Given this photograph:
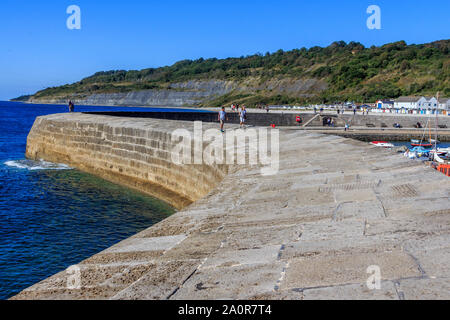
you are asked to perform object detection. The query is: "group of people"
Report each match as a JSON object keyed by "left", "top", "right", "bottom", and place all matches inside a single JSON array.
[
  {"left": 218, "top": 104, "right": 248, "bottom": 133},
  {"left": 338, "top": 108, "right": 360, "bottom": 115},
  {"left": 323, "top": 117, "right": 336, "bottom": 127}
]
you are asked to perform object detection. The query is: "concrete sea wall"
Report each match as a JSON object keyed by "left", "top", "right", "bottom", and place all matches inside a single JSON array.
[
  {"left": 84, "top": 111, "right": 310, "bottom": 127},
  {"left": 339, "top": 114, "right": 450, "bottom": 129},
  {"left": 86, "top": 111, "right": 450, "bottom": 130},
  {"left": 14, "top": 114, "right": 450, "bottom": 300},
  {"left": 301, "top": 128, "right": 450, "bottom": 142},
  {"left": 25, "top": 113, "right": 231, "bottom": 210}
]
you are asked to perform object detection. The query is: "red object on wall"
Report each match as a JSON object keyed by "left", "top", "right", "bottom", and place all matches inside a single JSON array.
[{"left": 438, "top": 164, "right": 450, "bottom": 177}]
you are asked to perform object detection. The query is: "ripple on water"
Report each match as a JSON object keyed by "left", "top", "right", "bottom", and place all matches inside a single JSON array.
[
  {"left": 0, "top": 102, "right": 180, "bottom": 300},
  {"left": 4, "top": 160, "right": 72, "bottom": 171},
  {"left": 0, "top": 162, "right": 175, "bottom": 300}
]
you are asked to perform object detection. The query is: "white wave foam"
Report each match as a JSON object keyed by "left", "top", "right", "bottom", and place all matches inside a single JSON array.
[{"left": 4, "top": 160, "right": 72, "bottom": 171}]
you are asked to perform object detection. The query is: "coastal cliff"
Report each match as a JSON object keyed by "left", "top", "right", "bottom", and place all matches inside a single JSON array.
[
  {"left": 25, "top": 78, "right": 325, "bottom": 107},
  {"left": 15, "top": 40, "right": 450, "bottom": 107},
  {"left": 27, "top": 80, "right": 237, "bottom": 107}
]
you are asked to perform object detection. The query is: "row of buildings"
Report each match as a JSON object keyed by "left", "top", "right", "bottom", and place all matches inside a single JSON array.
[{"left": 375, "top": 96, "right": 450, "bottom": 115}]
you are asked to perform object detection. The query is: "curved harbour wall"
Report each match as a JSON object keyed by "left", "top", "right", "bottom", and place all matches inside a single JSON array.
[
  {"left": 15, "top": 113, "right": 450, "bottom": 300},
  {"left": 25, "top": 113, "right": 231, "bottom": 210}
]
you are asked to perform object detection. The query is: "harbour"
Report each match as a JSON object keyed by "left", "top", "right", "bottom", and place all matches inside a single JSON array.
[{"left": 11, "top": 111, "right": 450, "bottom": 300}]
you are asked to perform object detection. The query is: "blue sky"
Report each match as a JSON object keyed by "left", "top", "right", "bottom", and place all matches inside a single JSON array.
[{"left": 0, "top": 0, "right": 449, "bottom": 100}]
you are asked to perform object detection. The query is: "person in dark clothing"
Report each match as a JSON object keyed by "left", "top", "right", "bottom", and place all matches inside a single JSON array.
[{"left": 68, "top": 101, "right": 74, "bottom": 112}]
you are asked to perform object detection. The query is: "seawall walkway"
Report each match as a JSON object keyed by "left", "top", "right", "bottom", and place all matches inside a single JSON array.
[{"left": 13, "top": 114, "right": 450, "bottom": 300}]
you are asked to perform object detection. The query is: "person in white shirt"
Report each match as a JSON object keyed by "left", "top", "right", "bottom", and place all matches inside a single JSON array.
[
  {"left": 218, "top": 107, "right": 227, "bottom": 133},
  {"left": 239, "top": 106, "right": 247, "bottom": 128}
]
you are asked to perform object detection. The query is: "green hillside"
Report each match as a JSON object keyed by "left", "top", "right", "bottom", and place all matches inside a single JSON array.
[{"left": 20, "top": 40, "right": 450, "bottom": 106}]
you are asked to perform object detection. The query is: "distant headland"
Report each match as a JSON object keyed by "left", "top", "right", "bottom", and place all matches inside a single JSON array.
[{"left": 13, "top": 39, "right": 449, "bottom": 108}]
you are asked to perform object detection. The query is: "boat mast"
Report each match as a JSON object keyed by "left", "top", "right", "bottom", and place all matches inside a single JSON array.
[{"left": 435, "top": 92, "right": 439, "bottom": 150}]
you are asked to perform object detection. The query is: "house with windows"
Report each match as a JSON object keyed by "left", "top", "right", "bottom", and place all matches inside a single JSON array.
[
  {"left": 394, "top": 96, "right": 422, "bottom": 110},
  {"left": 438, "top": 98, "right": 450, "bottom": 115},
  {"left": 394, "top": 96, "right": 448, "bottom": 114},
  {"left": 423, "top": 97, "right": 439, "bottom": 109}
]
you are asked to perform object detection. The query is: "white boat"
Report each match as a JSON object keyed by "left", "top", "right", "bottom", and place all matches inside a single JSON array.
[
  {"left": 437, "top": 147, "right": 450, "bottom": 153},
  {"left": 434, "top": 152, "right": 449, "bottom": 164},
  {"left": 371, "top": 141, "right": 394, "bottom": 148}
]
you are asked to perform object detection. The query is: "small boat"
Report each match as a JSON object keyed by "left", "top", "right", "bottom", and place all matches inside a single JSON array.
[
  {"left": 437, "top": 147, "right": 450, "bottom": 153},
  {"left": 371, "top": 141, "right": 394, "bottom": 148},
  {"left": 429, "top": 149, "right": 450, "bottom": 156},
  {"left": 434, "top": 152, "right": 449, "bottom": 164},
  {"left": 411, "top": 139, "right": 433, "bottom": 148}
]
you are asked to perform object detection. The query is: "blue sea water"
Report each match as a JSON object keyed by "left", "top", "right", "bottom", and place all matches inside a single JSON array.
[
  {"left": 0, "top": 101, "right": 205, "bottom": 299},
  {"left": 392, "top": 141, "right": 450, "bottom": 148}
]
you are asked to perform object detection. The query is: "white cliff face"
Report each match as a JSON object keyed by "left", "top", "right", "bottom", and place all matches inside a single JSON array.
[
  {"left": 28, "top": 80, "right": 236, "bottom": 107},
  {"left": 28, "top": 78, "right": 327, "bottom": 106}
]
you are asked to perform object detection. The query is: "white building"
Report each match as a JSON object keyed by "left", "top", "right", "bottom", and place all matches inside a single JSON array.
[
  {"left": 394, "top": 96, "right": 449, "bottom": 114},
  {"left": 394, "top": 96, "right": 422, "bottom": 110},
  {"left": 423, "top": 97, "right": 439, "bottom": 109},
  {"left": 376, "top": 100, "right": 394, "bottom": 109},
  {"left": 438, "top": 98, "right": 450, "bottom": 114}
]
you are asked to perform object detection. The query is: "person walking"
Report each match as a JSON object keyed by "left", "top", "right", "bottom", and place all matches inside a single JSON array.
[{"left": 218, "top": 107, "right": 227, "bottom": 133}]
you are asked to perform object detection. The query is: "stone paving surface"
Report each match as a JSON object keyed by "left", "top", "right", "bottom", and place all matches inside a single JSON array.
[{"left": 13, "top": 116, "right": 450, "bottom": 300}]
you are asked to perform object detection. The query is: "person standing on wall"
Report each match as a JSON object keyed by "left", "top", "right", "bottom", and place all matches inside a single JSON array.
[
  {"left": 68, "top": 100, "right": 74, "bottom": 112},
  {"left": 240, "top": 105, "right": 247, "bottom": 128},
  {"left": 218, "top": 107, "right": 228, "bottom": 133}
]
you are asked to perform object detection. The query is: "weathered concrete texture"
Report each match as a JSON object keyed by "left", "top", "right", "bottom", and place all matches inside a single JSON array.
[
  {"left": 14, "top": 115, "right": 450, "bottom": 300},
  {"left": 301, "top": 128, "right": 450, "bottom": 142},
  {"left": 25, "top": 113, "right": 232, "bottom": 210}
]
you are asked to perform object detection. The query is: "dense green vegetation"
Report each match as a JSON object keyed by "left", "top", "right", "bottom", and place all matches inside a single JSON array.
[{"left": 19, "top": 40, "right": 449, "bottom": 106}]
